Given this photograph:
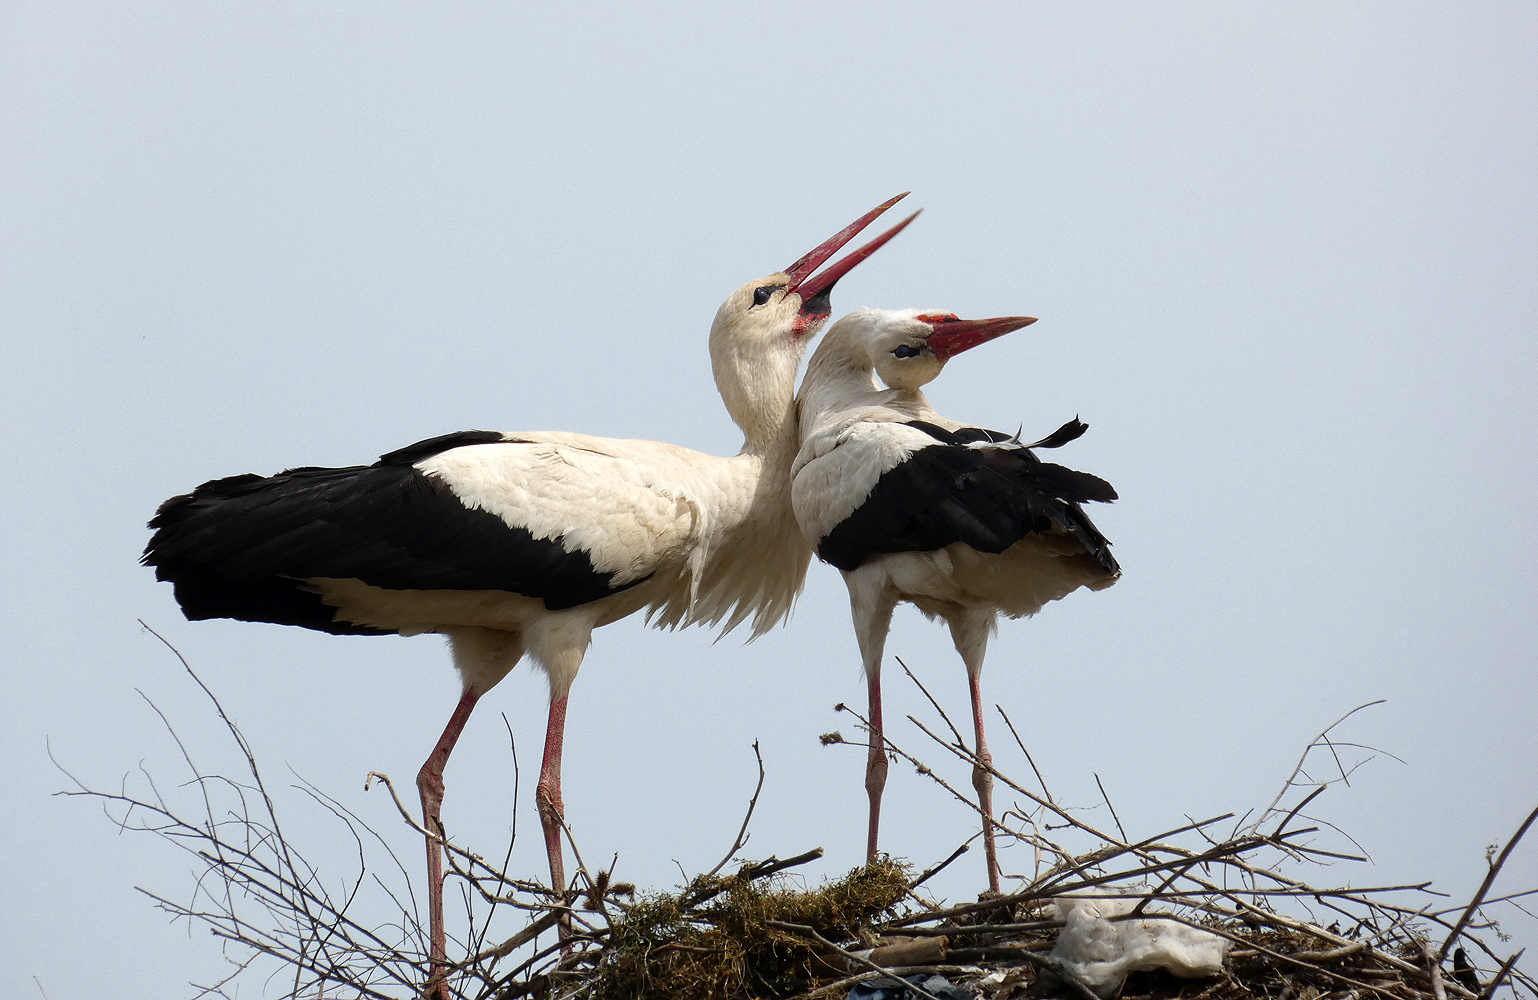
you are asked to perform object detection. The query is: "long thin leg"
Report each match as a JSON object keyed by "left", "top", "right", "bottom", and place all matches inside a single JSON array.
[
  {"left": 846, "top": 571, "right": 899, "bottom": 866},
  {"left": 948, "top": 610, "right": 999, "bottom": 893},
  {"left": 522, "top": 606, "right": 599, "bottom": 947},
  {"left": 535, "top": 693, "right": 577, "bottom": 954},
  {"left": 522, "top": 609, "right": 597, "bottom": 949},
  {"left": 965, "top": 666, "right": 1000, "bottom": 893},
  {"left": 417, "top": 688, "right": 480, "bottom": 997},
  {"left": 865, "top": 665, "right": 886, "bottom": 865},
  {"left": 535, "top": 693, "right": 569, "bottom": 895}
]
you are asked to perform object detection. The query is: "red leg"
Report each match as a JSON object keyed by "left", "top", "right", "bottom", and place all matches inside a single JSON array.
[
  {"left": 965, "top": 669, "right": 1000, "bottom": 893},
  {"left": 865, "top": 667, "right": 888, "bottom": 866},
  {"left": 536, "top": 694, "right": 569, "bottom": 897},
  {"left": 417, "top": 688, "right": 479, "bottom": 998}
]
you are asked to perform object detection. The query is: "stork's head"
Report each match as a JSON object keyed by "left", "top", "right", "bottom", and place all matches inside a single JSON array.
[
  {"left": 827, "top": 307, "right": 1038, "bottom": 392},
  {"left": 710, "top": 195, "right": 918, "bottom": 444}
]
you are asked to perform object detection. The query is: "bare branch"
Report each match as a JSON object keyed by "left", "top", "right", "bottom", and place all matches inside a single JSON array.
[
  {"left": 701, "top": 740, "right": 767, "bottom": 881},
  {"left": 1094, "top": 772, "right": 1128, "bottom": 843}
]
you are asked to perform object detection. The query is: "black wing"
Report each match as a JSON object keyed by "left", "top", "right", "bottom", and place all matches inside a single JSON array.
[
  {"left": 816, "top": 420, "right": 1120, "bottom": 575},
  {"left": 143, "top": 432, "right": 646, "bottom": 635}
]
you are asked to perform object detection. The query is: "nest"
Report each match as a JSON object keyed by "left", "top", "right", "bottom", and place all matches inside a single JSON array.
[
  {"left": 562, "top": 825, "right": 1524, "bottom": 1000},
  {"left": 60, "top": 635, "right": 1535, "bottom": 1000}
]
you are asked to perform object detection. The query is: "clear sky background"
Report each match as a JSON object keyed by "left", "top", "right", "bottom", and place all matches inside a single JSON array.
[{"left": 3, "top": 4, "right": 1535, "bottom": 996}]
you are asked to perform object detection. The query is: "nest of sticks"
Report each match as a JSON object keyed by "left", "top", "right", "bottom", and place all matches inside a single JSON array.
[{"left": 58, "top": 631, "right": 1536, "bottom": 1000}]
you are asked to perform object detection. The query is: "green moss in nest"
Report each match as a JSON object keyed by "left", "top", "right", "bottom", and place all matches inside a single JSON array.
[{"left": 594, "top": 859, "right": 911, "bottom": 1000}]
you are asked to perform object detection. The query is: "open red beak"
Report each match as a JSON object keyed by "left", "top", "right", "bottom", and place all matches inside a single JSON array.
[
  {"left": 920, "top": 313, "right": 1038, "bottom": 362},
  {"left": 785, "top": 193, "right": 920, "bottom": 314}
]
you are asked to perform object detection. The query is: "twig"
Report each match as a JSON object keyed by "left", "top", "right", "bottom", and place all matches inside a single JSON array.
[
  {"left": 1271, "top": 783, "right": 1329, "bottom": 839},
  {"left": 556, "top": 808, "right": 601, "bottom": 903},
  {"left": 897, "top": 656, "right": 965, "bottom": 748},
  {"left": 910, "top": 842, "right": 970, "bottom": 892},
  {"left": 471, "top": 909, "right": 568, "bottom": 964},
  {"left": 366, "top": 770, "right": 557, "bottom": 899},
  {"left": 701, "top": 741, "right": 766, "bottom": 881},
  {"left": 739, "top": 848, "right": 826, "bottom": 881},
  {"left": 766, "top": 921, "right": 945, "bottom": 1000},
  {"left": 1439, "top": 800, "right": 1538, "bottom": 963},
  {"left": 896, "top": 921, "right": 1061, "bottom": 937},
  {"left": 997, "top": 706, "right": 1054, "bottom": 804},
  {"left": 1011, "top": 950, "right": 1108, "bottom": 1000},
  {"left": 793, "top": 966, "right": 989, "bottom": 1000},
  {"left": 1249, "top": 700, "right": 1386, "bottom": 835},
  {"left": 1427, "top": 940, "right": 1449, "bottom": 1000},
  {"left": 678, "top": 848, "right": 826, "bottom": 910},
  {"left": 1483, "top": 949, "right": 1525, "bottom": 1000},
  {"left": 1151, "top": 913, "right": 1396, "bottom": 997},
  {"left": 794, "top": 969, "right": 889, "bottom": 1000},
  {"left": 1094, "top": 772, "right": 1128, "bottom": 843}
]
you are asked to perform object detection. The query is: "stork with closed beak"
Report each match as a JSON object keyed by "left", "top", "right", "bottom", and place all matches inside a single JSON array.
[
  {"left": 143, "top": 196, "right": 916, "bottom": 988},
  {"left": 791, "top": 307, "right": 1120, "bottom": 891}
]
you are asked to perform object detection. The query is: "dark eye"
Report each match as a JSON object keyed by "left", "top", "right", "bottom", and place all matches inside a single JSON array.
[
  {"left": 751, "top": 286, "right": 775, "bottom": 307},
  {"left": 892, "top": 344, "right": 922, "bottom": 359}
]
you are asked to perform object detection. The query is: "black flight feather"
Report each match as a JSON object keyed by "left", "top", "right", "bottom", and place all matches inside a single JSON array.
[{"left": 144, "top": 432, "right": 648, "bottom": 634}]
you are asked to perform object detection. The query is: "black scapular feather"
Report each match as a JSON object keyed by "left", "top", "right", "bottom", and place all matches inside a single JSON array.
[
  {"left": 816, "top": 419, "right": 1120, "bottom": 576},
  {"left": 143, "top": 431, "right": 647, "bottom": 635}
]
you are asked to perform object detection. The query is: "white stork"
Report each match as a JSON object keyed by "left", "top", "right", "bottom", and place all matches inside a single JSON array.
[
  {"left": 142, "top": 195, "right": 916, "bottom": 982},
  {"left": 790, "top": 308, "right": 1120, "bottom": 891}
]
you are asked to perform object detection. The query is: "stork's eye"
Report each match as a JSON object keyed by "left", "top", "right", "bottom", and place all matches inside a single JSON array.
[
  {"left": 892, "top": 344, "right": 922, "bottom": 359},
  {"left": 751, "top": 286, "right": 776, "bottom": 307}
]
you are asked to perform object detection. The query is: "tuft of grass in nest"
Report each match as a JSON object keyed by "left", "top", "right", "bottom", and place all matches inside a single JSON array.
[{"left": 594, "top": 858, "right": 911, "bottom": 1000}]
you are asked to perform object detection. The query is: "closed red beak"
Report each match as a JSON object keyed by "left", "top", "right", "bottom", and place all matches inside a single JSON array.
[{"left": 920, "top": 313, "right": 1038, "bottom": 361}]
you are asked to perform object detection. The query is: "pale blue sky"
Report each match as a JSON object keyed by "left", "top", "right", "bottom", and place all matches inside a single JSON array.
[{"left": 3, "top": 5, "right": 1535, "bottom": 996}]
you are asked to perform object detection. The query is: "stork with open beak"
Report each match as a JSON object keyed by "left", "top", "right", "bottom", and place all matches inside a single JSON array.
[
  {"left": 143, "top": 196, "right": 916, "bottom": 991},
  {"left": 791, "top": 308, "right": 1120, "bottom": 891}
]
